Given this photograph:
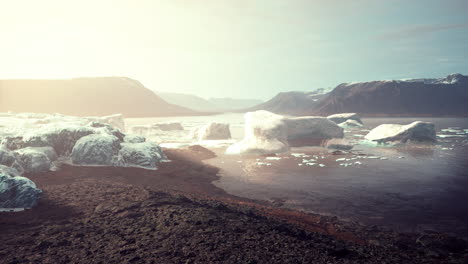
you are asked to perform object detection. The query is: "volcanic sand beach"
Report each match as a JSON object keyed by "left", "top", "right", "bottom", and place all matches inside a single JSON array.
[{"left": 1, "top": 147, "right": 467, "bottom": 264}]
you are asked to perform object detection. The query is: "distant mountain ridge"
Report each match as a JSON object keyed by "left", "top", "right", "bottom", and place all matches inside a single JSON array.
[
  {"left": 248, "top": 74, "right": 468, "bottom": 116},
  {"left": 0, "top": 77, "right": 198, "bottom": 117},
  {"left": 157, "top": 92, "right": 263, "bottom": 112}
]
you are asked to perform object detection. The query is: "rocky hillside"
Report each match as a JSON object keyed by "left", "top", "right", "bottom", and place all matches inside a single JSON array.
[
  {"left": 156, "top": 92, "right": 222, "bottom": 112},
  {"left": 156, "top": 92, "right": 264, "bottom": 112},
  {"left": 248, "top": 74, "right": 468, "bottom": 116},
  {"left": 313, "top": 73, "right": 468, "bottom": 116},
  {"left": 245, "top": 91, "right": 327, "bottom": 116},
  {"left": 0, "top": 77, "right": 197, "bottom": 117}
]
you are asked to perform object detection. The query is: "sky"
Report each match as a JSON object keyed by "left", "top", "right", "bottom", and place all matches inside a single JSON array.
[{"left": 0, "top": 0, "right": 467, "bottom": 100}]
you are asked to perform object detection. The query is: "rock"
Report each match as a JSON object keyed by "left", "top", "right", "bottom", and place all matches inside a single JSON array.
[
  {"left": 71, "top": 134, "right": 121, "bottom": 165},
  {"left": 338, "top": 119, "right": 363, "bottom": 128},
  {"left": 227, "top": 111, "right": 343, "bottom": 155},
  {"left": 124, "top": 135, "right": 146, "bottom": 143},
  {"left": 226, "top": 111, "right": 289, "bottom": 155},
  {"left": 284, "top": 116, "right": 344, "bottom": 147},
  {"left": 327, "top": 113, "right": 362, "bottom": 124},
  {"left": 152, "top": 122, "right": 184, "bottom": 131},
  {"left": 192, "top": 123, "right": 231, "bottom": 141},
  {"left": 0, "top": 173, "right": 42, "bottom": 208},
  {"left": 365, "top": 121, "right": 437, "bottom": 143},
  {"left": 326, "top": 139, "right": 354, "bottom": 150},
  {"left": 115, "top": 142, "right": 166, "bottom": 169},
  {"left": 14, "top": 147, "right": 54, "bottom": 173}
]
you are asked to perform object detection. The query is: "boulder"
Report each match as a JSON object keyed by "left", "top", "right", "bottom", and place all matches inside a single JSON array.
[
  {"left": 152, "top": 122, "right": 184, "bottom": 131},
  {"left": 365, "top": 121, "right": 437, "bottom": 143},
  {"left": 71, "top": 134, "right": 121, "bottom": 165},
  {"left": 327, "top": 113, "right": 362, "bottom": 124},
  {"left": 338, "top": 119, "right": 363, "bottom": 128},
  {"left": 192, "top": 123, "right": 231, "bottom": 141},
  {"left": 227, "top": 111, "right": 344, "bottom": 155},
  {"left": 124, "top": 134, "right": 146, "bottom": 143},
  {"left": 15, "top": 147, "right": 55, "bottom": 174},
  {"left": 284, "top": 117, "right": 344, "bottom": 147},
  {"left": 226, "top": 111, "right": 289, "bottom": 155},
  {"left": 0, "top": 173, "right": 42, "bottom": 209},
  {"left": 116, "top": 142, "right": 166, "bottom": 169},
  {"left": 325, "top": 139, "right": 354, "bottom": 150}
]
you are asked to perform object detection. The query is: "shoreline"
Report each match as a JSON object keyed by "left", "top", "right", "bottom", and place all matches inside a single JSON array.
[{"left": 1, "top": 147, "right": 467, "bottom": 263}]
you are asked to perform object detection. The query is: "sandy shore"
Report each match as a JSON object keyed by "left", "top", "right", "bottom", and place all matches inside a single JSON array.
[{"left": 0, "top": 147, "right": 467, "bottom": 263}]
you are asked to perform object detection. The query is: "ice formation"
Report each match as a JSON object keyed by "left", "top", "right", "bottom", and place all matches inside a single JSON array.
[
  {"left": 226, "top": 111, "right": 289, "bottom": 155},
  {"left": 338, "top": 119, "right": 363, "bottom": 128},
  {"left": 365, "top": 121, "right": 436, "bottom": 143},
  {"left": 71, "top": 134, "right": 121, "bottom": 166},
  {"left": 116, "top": 142, "right": 166, "bottom": 169},
  {"left": 152, "top": 122, "right": 184, "bottom": 131},
  {"left": 0, "top": 112, "right": 166, "bottom": 170},
  {"left": 0, "top": 172, "right": 42, "bottom": 209},
  {"left": 226, "top": 111, "right": 344, "bottom": 155},
  {"left": 327, "top": 113, "right": 362, "bottom": 125},
  {"left": 15, "top": 147, "right": 56, "bottom": 173},
  {"left": 191, "top": 122, "right": 231, "bottom": 141}
]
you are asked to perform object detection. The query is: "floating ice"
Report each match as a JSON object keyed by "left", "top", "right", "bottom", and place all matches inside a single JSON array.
[
  {"left": 365, "top": 121, "right": 436, "bottom": 143},
  {"left": 319, "top": 164, "right": 326, "bottom": 167},
  {"left": 437, "top": 134, "right": 466, "bottom": 138},
  {"left": 265, "top": 157, "right": 281, "bottom": 160},
  {"left": 226, "top": 111, "right": 343, "bottom": 155}
]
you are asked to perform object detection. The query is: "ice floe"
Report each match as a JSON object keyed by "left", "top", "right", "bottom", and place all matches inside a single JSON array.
[{"left": 365, "top": 121, "right": 436, "bottom": 144}]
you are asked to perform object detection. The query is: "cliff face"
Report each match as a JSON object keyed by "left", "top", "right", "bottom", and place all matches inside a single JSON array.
[
  {"left": 313, "top": 74, "right": 468, "bottom": 116},
  {"left": 0, "top": 77, "right": 196, "bottom": 117},
  {"left": 247, "top": 74, "right": 468, "bottom": 117}
]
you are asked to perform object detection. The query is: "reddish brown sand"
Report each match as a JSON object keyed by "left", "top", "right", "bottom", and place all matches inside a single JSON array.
[{"left": 0, "top": 147, "right": 466, "bottom": 263}]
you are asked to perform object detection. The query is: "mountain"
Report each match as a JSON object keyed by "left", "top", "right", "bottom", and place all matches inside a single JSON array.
[
  {"left": 156, "top": 92, "right": 221, "bottom": 112},
  {"left": 248, "top": 74, "right": 468, "bottom": 116},
  {"left": 208, "top": 98, "right": 264, "bottom": 111},
  {"left": 313, "top": 73, "right": 468, "bottom": 116},
  {"left": 245, "top": 91, "right": 326, "bottom": 116},
  {"left": 156, "top": 92, "right": 264, "bottom": 112},
  {"left": 0, "top": 77, "right": 198, "bottom": 117}
]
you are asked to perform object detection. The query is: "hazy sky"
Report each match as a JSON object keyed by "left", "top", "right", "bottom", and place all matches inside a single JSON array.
[{"left": 1, "top": 0, "right": 467, "bottom": 100}]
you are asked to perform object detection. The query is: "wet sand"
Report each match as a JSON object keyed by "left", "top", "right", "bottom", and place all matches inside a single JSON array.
[{"left": 1, "top": 147, "right": 467, "bottom": 263}]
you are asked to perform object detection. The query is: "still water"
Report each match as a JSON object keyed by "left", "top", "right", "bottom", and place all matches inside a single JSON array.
[{"left": 126, "top": 114, "right": 468, "bottom": 237}]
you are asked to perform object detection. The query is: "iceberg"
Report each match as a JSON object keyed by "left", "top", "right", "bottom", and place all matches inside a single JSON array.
[
  {"left": 14, "top": 147, "right": 55, "bottom": 174},
  {"left": 0, "top": 173, "right": 42, "bottom": 209},
  {"left": 327, "top": 113, "right": 362, "bottom": 125},
  {"left": 71, "top": 134, "right": 121, "bottom": 166},
  {"left": 115, "top": 142, "right": 166, "bottom": 169},
  {"left": 152, "top": 122, "right": 184, "bottom": 131},
  {"left": 365, "top": 121, "right": 436, "bottom": 143},
  {"left": 227, "top": 111, "right": 343, "bottom": 155},
  {"left": 192, "top": 122, "right": 231, "bottom": 141},
  {"left": 338, "top": 119, "right": 363, "bottom": 128}
]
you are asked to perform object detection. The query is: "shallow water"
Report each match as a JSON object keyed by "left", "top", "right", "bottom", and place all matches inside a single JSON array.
[{"left": 127, "top": 115, "right": 468, "bottom": 237}]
